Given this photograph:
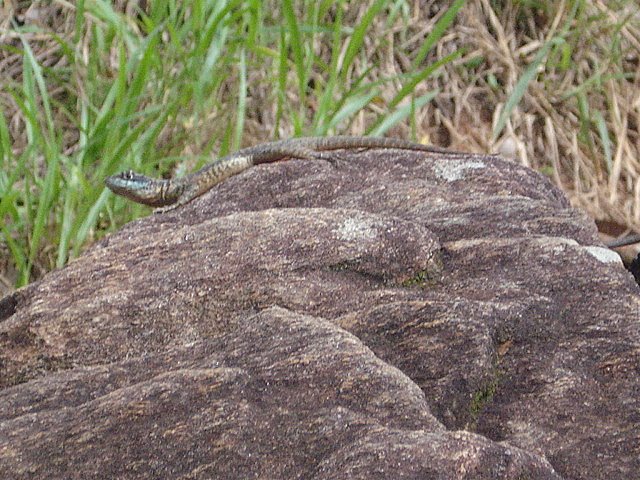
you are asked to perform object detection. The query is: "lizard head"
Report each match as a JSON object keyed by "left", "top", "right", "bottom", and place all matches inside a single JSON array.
[{"left": 105, "top": 171, "right": 178, "bottom": 207}]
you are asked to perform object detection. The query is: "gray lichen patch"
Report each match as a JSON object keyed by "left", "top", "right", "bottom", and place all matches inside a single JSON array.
[
  {"left": 583, "top": 245, "right": 623, "bottom": 264},
  {"left": 434, "top": 159, "right": 486, "bottom": 182},
  {"left": 333, "top": 215, "right": 379, "bottom": 243}
]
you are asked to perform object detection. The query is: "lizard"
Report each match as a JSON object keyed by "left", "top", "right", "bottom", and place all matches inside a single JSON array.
[
  {"left": 105, "top": 136, "right": 457, "bottom": 212},
  {"left": 105, "top": 135, "right": 640, "bottom": 249}
]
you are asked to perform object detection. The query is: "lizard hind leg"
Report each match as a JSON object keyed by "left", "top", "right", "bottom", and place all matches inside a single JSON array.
[
  {"left": 307, "top": 150, "right": 335, "bottom": 162},
  {"left": 316, "top": 149, "right": 347, "bottom": 166},
  {"left": 293, "top": 148, "right": 341, "bottom": 165}
]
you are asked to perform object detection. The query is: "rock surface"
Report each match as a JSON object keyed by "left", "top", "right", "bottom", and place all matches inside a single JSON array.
[{"left": 1, "top": 147, "right": 638, "bottom": 479}]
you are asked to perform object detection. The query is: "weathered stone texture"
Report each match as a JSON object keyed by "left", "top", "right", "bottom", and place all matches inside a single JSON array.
[{"left": 1, "top": 148, "right": 638, "bottom": 479}]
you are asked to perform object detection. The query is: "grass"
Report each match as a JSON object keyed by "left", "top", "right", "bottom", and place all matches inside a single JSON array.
[
  {"left": 0, "top": 0, "right": 639, "bottom": 290},
  {"left": 0, "top": 0, "right": 463, "bottom": 288}
]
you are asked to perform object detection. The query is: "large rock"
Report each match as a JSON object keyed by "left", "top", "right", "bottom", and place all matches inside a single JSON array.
[{"left": 1, "top": 146, "right": 638, "bottom": 479}]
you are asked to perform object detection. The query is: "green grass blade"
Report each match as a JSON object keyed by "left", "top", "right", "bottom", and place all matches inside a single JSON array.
[
  {"left": 368, "top": 91, "right": 438, "bottom": 136},
  {"left": 0, "top": 104, "right": 11, "bottom": 174},
  {"left": 411, "top": 0, "right": 465, "bottom": 68},
  {"left": 340, "top": 0, "right": 387, "bottom": 82},
  {"left": 234, "top": 49, "right": 247, "bottom": 150},
  {"left": 493, "top": 0, "right": 581, "bottom": 140},
  {"left": 593, "top": 110, "right": 612, "bottom": 173},
  {"left": 326, "top": 91, "right": 379, "bottom": 133},
  {"left": 493, "top": 37, "right": 564, "bottom": 140},
  {"left": 282, "top": 0, "right": 306, "bottom": 103},
  {"left": 391, "top": 50, "right": 462, "bottom": 109},
  {"left": 313, "top": 0, "right": 344, "bottom": 132}
]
